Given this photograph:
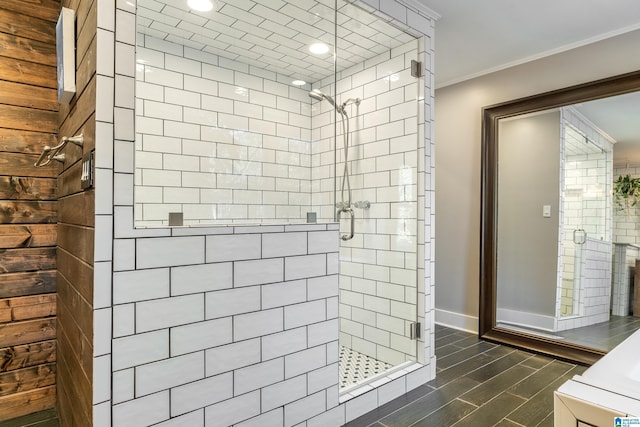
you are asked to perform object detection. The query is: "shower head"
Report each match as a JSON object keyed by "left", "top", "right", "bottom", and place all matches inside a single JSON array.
[
  {"left": 309, "top": 90, "right": 343, "bottom": 114},
  {"left": 309, "top": 91, "right": 324, "bottom": 102}
]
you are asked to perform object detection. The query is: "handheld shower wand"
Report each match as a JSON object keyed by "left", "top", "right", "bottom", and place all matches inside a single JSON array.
[{"left": 309, "top": 89, "right": 362, "bottom": 222}]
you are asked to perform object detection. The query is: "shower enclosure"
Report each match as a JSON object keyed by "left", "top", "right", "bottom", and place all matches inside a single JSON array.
[
  {"left": 134, "top": 0, "right": 425, "bottom": 391},
  {"left": 556, "top": 108, "right": 613, "bottom": 331}
]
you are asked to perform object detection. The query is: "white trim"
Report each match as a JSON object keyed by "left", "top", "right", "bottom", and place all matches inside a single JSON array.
[
  {"left": 435, "top": 309, "right": 478, "bottom": 333},
  {"left": 398, "top": 0, "right": 441, "bottom": 20},
  {"left": 497, "top": 308, "right": 556, "bottom": 332},
  {"left": 437, "top": 22, "right": 640, "bottom": 89}
]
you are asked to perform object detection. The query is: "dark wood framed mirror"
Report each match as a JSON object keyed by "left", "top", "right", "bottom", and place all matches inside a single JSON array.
[{"left": 480, "top": 70, "right": 640, "bottom": 365}]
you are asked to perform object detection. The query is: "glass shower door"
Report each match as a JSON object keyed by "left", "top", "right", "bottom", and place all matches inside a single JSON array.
[{"left": 332, "top": 0, "right": 422, "bottom": 389}]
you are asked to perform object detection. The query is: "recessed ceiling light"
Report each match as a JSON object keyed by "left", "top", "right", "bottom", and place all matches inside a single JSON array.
[
  {"left": 309, "top": 43, "right": 329, "bottom": 55},
  {"left": 291, "top": 80, "right": 306, "bottom": 86},
  {"left": 188, "top": 0, "right": 213, "bottom": 12}
]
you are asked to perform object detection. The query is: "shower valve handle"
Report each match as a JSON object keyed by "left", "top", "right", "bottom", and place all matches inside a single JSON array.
[{"left": 337, "top": 207, "right": 355, "bottom": 241}]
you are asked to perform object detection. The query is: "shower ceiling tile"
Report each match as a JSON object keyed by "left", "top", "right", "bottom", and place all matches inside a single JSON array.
[
  {"left": 137, "top": 0, "right": 417, "bottom": 84},
  {"left": 163, "top": 5, "right": 208, "bottom": 26},
  {"left": 219, "top": 4, "right": 264, "bottom": 26},
  {"left": 167, "top": 35, "right": 205, "bottom": 51},
  {"left": 253, "top": 3, "right": 292, "bottom": 24}
]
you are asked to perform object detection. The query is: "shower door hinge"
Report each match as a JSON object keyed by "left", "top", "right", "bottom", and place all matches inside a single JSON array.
[
  {"left": 411, "top": 60, "right": 423, "bottom": 78},
  {"left": 409, "top": 322, "right": 421, "bottom": 340}
]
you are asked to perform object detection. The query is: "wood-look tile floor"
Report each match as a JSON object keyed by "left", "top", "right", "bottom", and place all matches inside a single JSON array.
[
  {"left": 346, "top": 325, "right": 587, "bottom": 427},
  {"left": 556, "top": 315, "right": 640, "bottom": 351},
  {"left": 1, "top": 325, "right": 597, "bottom": 427}
]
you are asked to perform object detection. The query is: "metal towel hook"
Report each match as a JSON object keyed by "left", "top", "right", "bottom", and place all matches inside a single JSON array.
[{"left": 34, "top": 134, "right": 84, "bottom": 167}]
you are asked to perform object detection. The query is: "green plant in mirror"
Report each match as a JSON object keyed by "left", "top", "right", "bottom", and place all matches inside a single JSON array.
[{"left": 613, "top": 174, "right": 640, "bottom": 217}]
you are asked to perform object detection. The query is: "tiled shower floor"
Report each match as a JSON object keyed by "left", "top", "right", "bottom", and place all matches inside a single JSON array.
[{"left": 339, "top": 346, "right": 394, "bottom": 388}]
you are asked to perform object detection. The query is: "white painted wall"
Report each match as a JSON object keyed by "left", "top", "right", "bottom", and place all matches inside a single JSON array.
[{"left": 434, "top": 29, "right": 640, "bottom": 332}]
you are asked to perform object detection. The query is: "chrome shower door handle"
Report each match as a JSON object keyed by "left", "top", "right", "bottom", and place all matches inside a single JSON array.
[{"left": 337, "top": 207, "right": 355, "bottom": 241}]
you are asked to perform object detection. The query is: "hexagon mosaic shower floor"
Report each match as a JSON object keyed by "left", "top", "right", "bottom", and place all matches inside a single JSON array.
[{"left": 339, "top": 346, "right": 394, "bottom": 388}]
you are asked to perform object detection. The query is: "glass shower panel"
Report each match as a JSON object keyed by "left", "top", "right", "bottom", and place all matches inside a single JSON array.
[
  {"left": 333, "top": 0, "right": 421, "bottom": 387},
  {"left": 560, "top": 123, "right": 611, "bottom": 317},
  {"left": 135, "top": 0, "right": 336, "bottom": 226}
]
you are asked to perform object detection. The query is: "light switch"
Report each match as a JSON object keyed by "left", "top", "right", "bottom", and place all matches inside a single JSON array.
[
  {"left": 81, "top": 150, "right": 94, "bottom": 190},
  {"left": 543, "top": 205, "right": 551, "bottom": 218}
]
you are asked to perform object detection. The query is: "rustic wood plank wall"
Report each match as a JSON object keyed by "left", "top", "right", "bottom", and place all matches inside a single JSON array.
[
  {"left": 0, "top": 0, "right": 62, "bottom": 421},
  {"left": 56, "top": 0, "right": 97, "bottom": 425}
]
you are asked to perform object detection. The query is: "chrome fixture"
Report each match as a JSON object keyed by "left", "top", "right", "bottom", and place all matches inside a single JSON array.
[
  {"left": 353, "top": 200, "right": 371, "bottom": 209},
  {"left": 309, "top": 90, "right": 361, "bottom": 240},
  {"left": 34, "top": 134, "right": 84, "bottom": 167},
  {"left": 337, "top": 206, "right": 355, "bottom": 241},
  {"left": 309, "top": 90, "right": 343, "bottom": 114}
]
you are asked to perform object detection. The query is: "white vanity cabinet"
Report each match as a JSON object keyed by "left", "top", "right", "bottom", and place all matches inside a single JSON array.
[{"left": 554, "top": 330, "right": 640, "bottom": 425}]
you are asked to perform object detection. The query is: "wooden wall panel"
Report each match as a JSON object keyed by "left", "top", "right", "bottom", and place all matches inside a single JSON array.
[
  {"left": 0, "top": 129, "right": 58, "bottom": 155},
  {"left": 0, "top": 81, "right": 59, "bottom": 110},
  {"left": 0, "top": 201, "right": 57, "bottom": 224},
  {"left": 0, "top": 340, "right": 56, "bottom": 372},
  {"left": 0, "top": 154, "right": 60, "bottom": 178},
  {"left": 0, "top": 248, "right": 57, "bottom": 273},
  {"left": 0, "top": 386, "right": 56, "bottom": 422},
  {"left": 0, "top": 57, "right": 57, "bottom": 88},
  {"left": 57, "top": 0, "right": 97, "bottom": 424},
  {"left": 0, "top": 177, "right": 57, "bottom": 200},
  {"left": 1, "top": 0, "right": 61, "bottom": 22},
  {"left": 0, "top": 33, "right": 57, "bottom": 66},
  {"left": 0, "top": 318, "right": 56, "bottom": 348},
  {"left": 0, "top": 363, "right": 56, "bottom": 397},
  {"left": 0, "top": 0, "right": 60, "bottom": 422},
  {"left": 0, "top": 225, "right": 57, "bottom": 249},
  {"left": 0, "top": 8, "right": 56, "bottom": 42},
  {"left": 0, "top": 294, "right": 56, "bottom": 322},
  {"left": 0, "top": 271, "right": 57, "bottom": 299}
]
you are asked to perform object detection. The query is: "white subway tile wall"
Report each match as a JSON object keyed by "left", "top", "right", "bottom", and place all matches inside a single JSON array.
[
  {"left": 111, "top": 227, "right": 341, "bottom": 424},
  {"left": 102, "top": 0, "right": 437, "bottom": 425},
  {"left": 135, "top": 34, "right": 313, "bottom": 226},
  {"left": 556, "top": 107, "right": 613, "bottom": 328},
  {"left": 556, "top": 237, "right": 613, "bottom": 331}
]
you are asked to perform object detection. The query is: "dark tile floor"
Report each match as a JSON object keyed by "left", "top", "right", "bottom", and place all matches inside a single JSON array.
[
  {"left": 556, "top": 315, "right": 640, "bottom": 350},
  {"left": 1, "top": 324, "right": 601, "bottom": 427},
  {"left": 346, "top": 324, "right": 587, "bottom": 427}
]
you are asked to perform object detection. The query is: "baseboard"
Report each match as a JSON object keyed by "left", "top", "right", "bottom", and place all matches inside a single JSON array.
[
  {"left": 435, "top": 309, "right": 479, "bottom": 334},
  {"left": 496, "top": 307, "right": 556, "bottom": 332}
]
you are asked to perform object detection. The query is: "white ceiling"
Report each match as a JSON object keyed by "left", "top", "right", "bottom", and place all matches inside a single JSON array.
[
  {"left": 419, "top": 0, "right": 640, "bottom": 165},
  {"left": 419, "top": 0, "right": 640, "bottom": 88}
]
